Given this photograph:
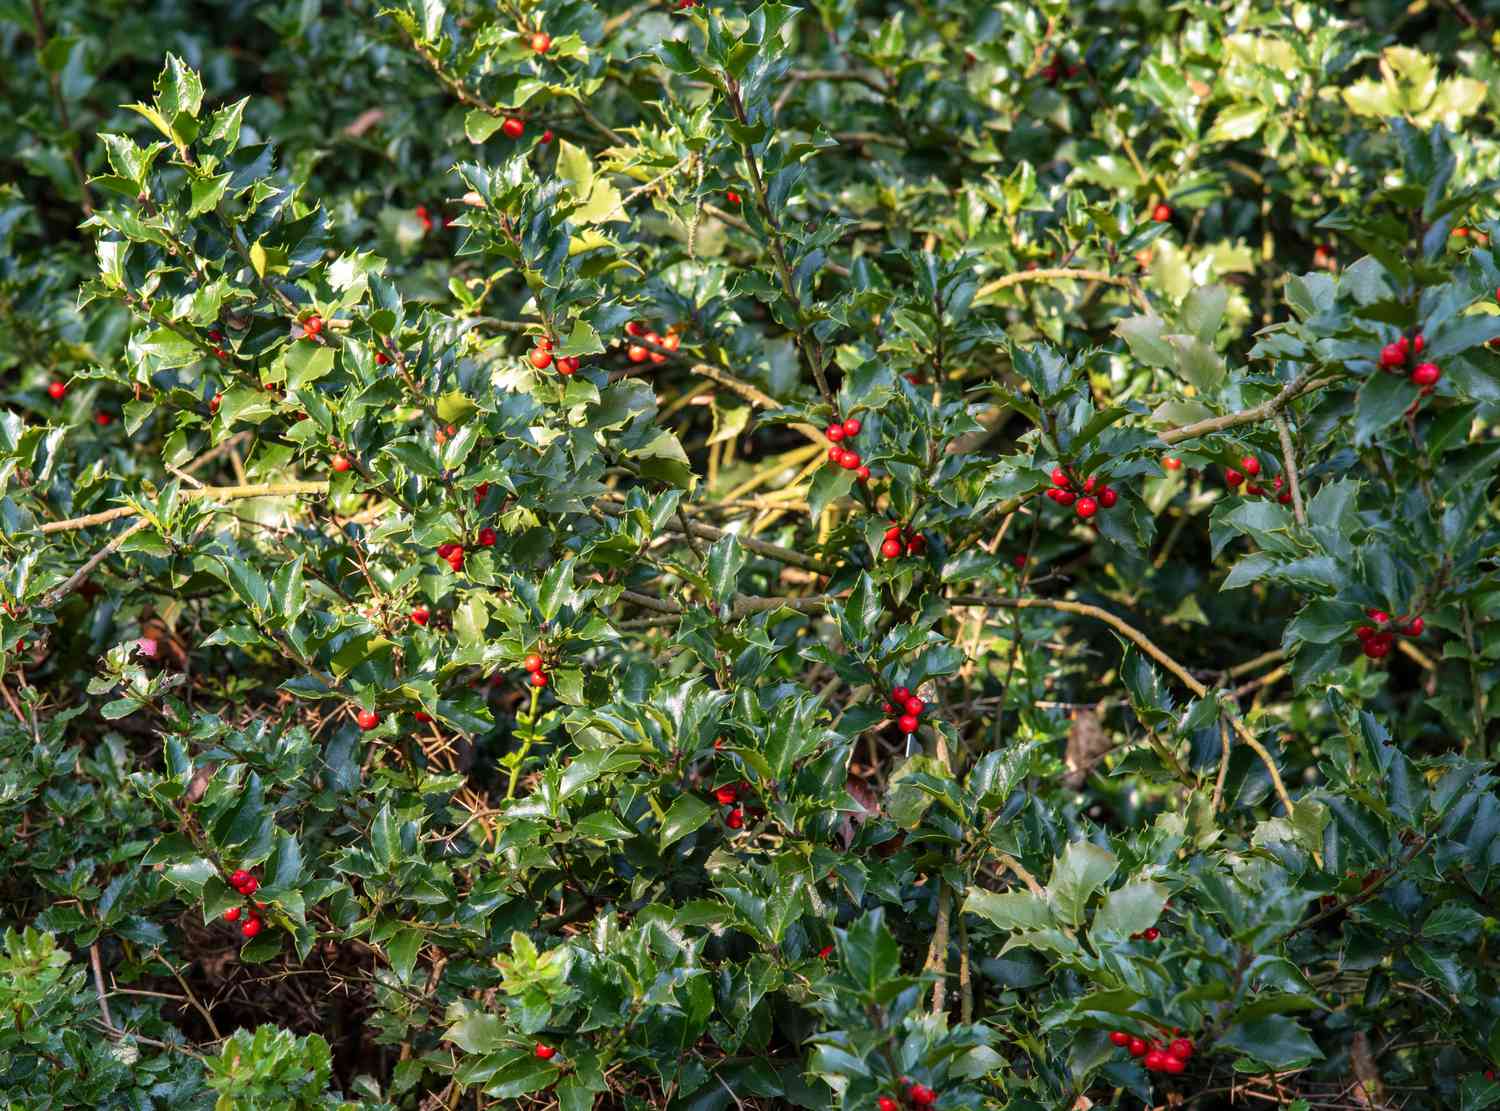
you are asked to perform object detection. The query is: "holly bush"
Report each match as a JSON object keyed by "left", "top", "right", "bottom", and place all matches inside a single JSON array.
[{"left": 4, "top": 0, "right": 1500, "bottom": 1107}]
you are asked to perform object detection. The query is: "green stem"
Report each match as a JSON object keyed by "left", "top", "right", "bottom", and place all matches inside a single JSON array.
[{"left": 506, "top": 685, "right": 543, "bottom": 799}]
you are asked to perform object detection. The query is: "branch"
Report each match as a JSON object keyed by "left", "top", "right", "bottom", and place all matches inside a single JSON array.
[
  {"left": 973, "top": 267, "right": 1130, "bottom": 303},
  {"left": 1159, "top": 372, "right": 1339, "bottom": 446},
  {"left": 596, "top": 496, "right": 831, "bottom": 573},
  {"left": 44, "top": 519, "right": 149, "bottom": 606},
  {"left": 1274, "top": 413, "right": 1307, "bottom": 525},
  {"left": 947, "top": 594, "right": 1296, "bottom": 815},
  {"left": 40, "top": 482, "right": 330, "bottom": 534}
]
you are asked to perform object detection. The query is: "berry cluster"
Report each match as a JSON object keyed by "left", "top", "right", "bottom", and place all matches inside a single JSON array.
[
  {"left": 225, "top": 869, "right": 268, "bottom": 939},
  {"left": 879, "top": 525, "right": 926, "bottom": 561},
  {"left": 879, "top": 1077, "right": 938, "bottom": 1108},
  {"left": 1109, "top": 1030, "right": 1193, "bottom": 1074},
  {"left": 623, "top": 320, "right": 680, "bottom": 363},
  {"left": 1038, "top": 51, "right": 1082, "bottom": 83},
  {"left": 523, "top": 652, "right": 550, "bottom": 689},
  {"left": 881, "top": 685, "right": 928, "bottom": 736},
  {"left": 1378, "top": 333, "right": 1441, "bottom": 391},
  {"left": 1222, "top": 455, "right": 1293, "bottom": 503},
  {"left": 437, "top": 542, "right": 465, "bottom": 573},
  {"left": 1354, "top": 608, "right": 1423, "bottom": 660},
  {"left": 1045, "top": 468, "right": 1119, "bottom": 520},
  {"left": 529, "top": 335, "right": 581, "bottom": 376},
  {"left": 711, "top": 780, "right": 747, "bottom": 829},
  {"left": 826, "top": 416, "right": 870, "bottom": 480}
]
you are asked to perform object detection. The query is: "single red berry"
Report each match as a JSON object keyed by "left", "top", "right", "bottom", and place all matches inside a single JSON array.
[
  {"left": 1053, "top": 490, "right": 1076, "bottom": 506},
  {"left": 1128, "top": 1038, "right": 1147, "bottom": 1057},
  {"left": 1363, "top": 636, "right": 1392, "bottom": 660},
  {"left": 224, "top": 906, "right": 241, "bottom": 922},
  {"left": 1168, "top": 1038, "right": 1193, "bottom": 1059},
  {"left": 302, "top": 314, "right": 323, "bottom": 337},
  {"left": 826, "top": 424, "right": 845, "bottom": 443},
  {"left": 726, "top": 190, "right": 741, "bottom": 205},
  {"left": 884, "top": 527, "right": 902, "bottom": 541},
  {"left": 541, "top": 128, "right": 554, "bottom": 144},
  {"left": 558, "top": 356, "right": 580, "bottom": 375},
  {"left": 1413, "top": 334, "right": 1425, "bottom": 353},
  {"left": 1098, "top": 487, "right": 1118, "bottom": 509},
  {"left": 477, "top": 527, "right": 497, "bottom": 547},
  {"left": 1144, "top": 1050, "right": 1166, "bottom": 1071},
  {"left": 47, "top": 380, "right": 66, "bottom": 400},
  {"left": 1152, "top": 203, "right": 1172, "bottom": 223},
  {"left": 331, "top": 454, "right": 352, "bottom": 473},
  {"left": 817, "top": 944, "right": 834, "bottom": 959},
  {"left": 411, "top": 606, "right": 432, "bottom": 628},
  {"left": 906, "top": 534, "right": 926, "bottom": 555},
  {"left": 1368, "top": 609, "right": 1389, "bottom": 624},
  {"left": 727, "top": 808, "right": 744, "bottom": 829},
  {"left": 530, "top": 671, "right": 548, "bottom": 688},
  {"left": 1163, "top": 456, "right": 1182, "bottom": 471},
  {"left": 842, "top": 417, "right": 862, "bottom": 437},
  {"left": 534, "top": 1043, "right": 557, "bottom": 1060},
  {"left": 628, "top": 344, "right": 648, "bottom": 363},
  {"left": 437, "top": 543, "right": 457, "bottom": 559},
  {"left": 376, "top": 351, "right": 390, "bottom": 365},
  {"left": 1224, "top": 468, "right": 1244, "bottom": 487},
  {"left": 882, "top": 701, "right": 894, "bottom": 715},
  {"left": 828, "top": 447, "right": 844, "bottom": 464},
  {"left": 475, "top": 482, "right": 490, "bottom": 503},
  {"left": 840, "top": 451, "right": 862, "bottom": 471},
  {"left": 356, "top": 709, "right": 380, "bottom": 731},
  {"left": 878, "top": 1098, "right": 899, "bottom": 1111},
  {"left": 241, "top": 917, "right": 262, "bottom": 939},
  {"left": 229, "top": 870, "right": 250, "bottom": 888},
  {"left": 714, "top": 785, "right": 738, "bottom": 805},
  {"left": 537, "top": 335, "right": 554, "bottom": 351},
  {"left": 1402, "top": 616, "right": 1424, "bottom": 636},
  {"left": 208, "top": 329, "right": 223, "bottom": 342},
  {"left": 856, "top": 465, "right": 871, "bottom": 482},
  {"left": 909, "top": 1085, "right": 936, "bottom": 1107},
  {"left": 1355, "top": 625, "right": 1375, "bottom": 640},
  {"left": 1075, "top": 496, "right": 1099, "bottom": 519},
  {"left": 1143, "top": 927, "right": 1160, "bottom": 941},
  {"left": 1488, "top": 1069, "right": 1497, "bottom": 1081},
  {"left": 1278, "top": 491, "right": 1293, "bottom": 505},
  {"left": 531, "top": 31, "right": 552, "bottom": 53},
  {"left": 1110, "top": 1031, "right": 1130, "bottom": 1046},
  {"left": 1410, "top": 362, "right": 1440, "bottom": 386},
  {"left": 1245, "top": 483, "right": 1264, "bottom": 496},
  {"left": 414, "top": 711, "right": 432, "bottom": 723},
  {"left": 1082, "top": 476, "right": 1097, "bottom": 494},
  {"left": 904, "top": 697, "right": 924, "bottom": 717},
  {"left": 502, "top": 117, "right": 525, "bottom": 139},
  {"left": 210, "top": 394, "right": 222, "bottom": 414},
  {"left": 625, "top": 321, "right": 645, "bottom": 337},
  {"left": 524, "top": 654, "right": 543, "bottom": 673},
  {"left": 898, "top": 714, "right": 919, "bottom": 734},
  {"left": 1241, "top": 456, "right": 1260, "bottom": 477},
  {"left": 880, "top": 538, "right": 903, "bottom": 559},
  {"left": 1379, "top": 342, "right": 1406, "bottom": 369},
  {"left": 1162, "top": 1055, "right": 1185, "bottom": 1074},
  {"left": 530, "top": 348, "right": 554, "bottom": 370},
  {"left": 237, "top": 877, "right": 259, "bottom": 898},
  {"left": 662, "top": 333, "right": 681, "bottom": 352},
  {"left": 1051, "top": 467, "right": 1071, "bottom": 488},
  {"left": 892, "top": 687, "right": 910, "bottom": 702},
  {"left": 1013, "top": 554, "right": 1027, "bottom": 569}
]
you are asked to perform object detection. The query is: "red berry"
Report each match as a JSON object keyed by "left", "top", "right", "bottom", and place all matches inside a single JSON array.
[
  {"left": 376, "top": 351, "right": 390, "bottom": 365},
  {"left": 411, "top": 607, "right": 432, "bottom": 629},
  {"left": 884, "top": 525, "right": 901, "bottom": 538},
  {"left": 1362, "top": 635, "right": 1392, "bottom": 660},
  {"left": 726, "top": 190, "right": 741, "bottom": 205},
  {"left": 210, "top": 394, "right": 222, "bottom": 414},
  {"left": 1143, "top": 927, "right": 1160, "bottom": 941},
  {"left": 475, "top": 482, "right": 490, "bottom": 503},
  {"left": 1152, "top": 203, "right": 1173, "bottom": 223},
  {"left": 1241, "top": 456, "right": 1260, "bottom": 477},
  {"left": 1355, "top": 625, "right": 1374, "bottom": 640},
  {"left": 843, "top": 418, "right": 862, "bottom": 437},
  {"left": 1410, "top": 362, "right": 1440, "bottom": 386},
  {"left": 524, "top": 654, "right": 543, "bottom": 673},
  {"left": 1128, "top": 1038, "right": 1147, "bottom": 1057},
  {"left": 878, "top": 1098, "right": 899, "bottom": 1111},
  {"left": 541, "top": 128, "right": 555, "bottom": 144},
  {"left": 1144, "top": 1050, "right": 1166, "bottom": 1071},
  {"left": 1161, "top": 1055, "right": 1185, "bottom": 1074},
  {"left": 816, "top": 945, "right": 833, "bottom": 959},
  {"left": 662, "top": 333, "right": 681, "bottom": 352},
  {"left": 1368, "top": 609, "right": 1389, "bottom": 624},
  {"left": 1413, "top": 334, "right": 1425, "bottom": 353},
  {"left": 47, "top": 380, "right": 66, "bottom": 400},
  {"left": 1224, "top": 468, "right": 1244, "bottom": 487},
  {"left": 1402, "top": 616, "right": 1424, "bottom": 636},
  {"left": 229, "top": 870, "right": 249, "bottom": 888},
  {"left": 530, "top": 348, "right": 554, "bottom": 370},
  {"left": 530, "top": 671, "right": 548, "bottom": 688},
  {"left": 1075, "top": 496, "right": 1098, "bottom": 519},
  {"left": 828, "top": 447, "right": 844, "bottom": 464},
  {"left": 1278, "top": 491, "right": 1292, "bottom": 504},
  {"left": 909, "top": 1085, "right": 936, "bottom": 1107},
  {"left": 1169, "top": 1038, "right": 1193, "bottom": 1059},
  {"left": 208, "top": 329, "right": 223, "bottom": 342},
  {"left": 840, "top": 451, "right": 861, "bottom": 471},
  {"left": 714, "top": 785, "right": 738, "bottom": 805},
  {"left": 1013, "top": 554, "right": 1027, "bottom": 569},
  {"left": 531, "top": 31, "right": 552, "bottom": 53},
  {"left": 240, "top": 917, "right": 262, "bottom": 939},
  {"left": 1163, "top": 456, "right": 1182, "bottom": 471},
  {"left": 534, "top": 1043, "right": 557, "bottom": 1060},
  {"left": 1082, "top": 476, "right": 1097, "bottom": 494},
  {"left": 558, "top": 356, "right": 580, "bottom": 375},
  {"left": 477, "top": 527, "right": 497, "bottom": 547},
  {"left": 856, "top": 465, "right": 871, "bottom": 482},
  {"left": 881, "top": 702, "right": 894, "bottom": 715},
  {"left": 881, "top": 538, "right": 903, "bottom": 559},
  {"left": 906, "top": 535, "right": 926, "bottom": 555},
  {"left": 1051, "top": 467, "right": 1071, "bottom": 488},
  {"left": 224, "top": 906, "right": 241, "bottom": 922},
  {"left": 237, "top": 876, "right": 260, "bottom": 897},
  {"left": 302, "top": 314, "right": 323, "bottom": 337},
  {"left": 414, "top": 711, "right": 432, "bottom": 723},
  {"left": 536, "top": 335, "right": 554, "bottom": 351},
  {"left": 356, "top": 709, "right": 380, "bottom": 731},
  {"left": 331, "top": 454, "right": 351, "bottom": 473},
  {"left": 826, "top": 424, "right": 845, "bottom": 443},
  {"left": 1379, "top": 342, "right": 1406, "bottom": 369},
  {"left": 1245, "top": 483, "right": 1264, "bottom": 496},
  {"left": 1098, "top": 487, "right": 1117, "bottom": 509},
  {"left": 628, "top": 344, "right": 648, "bottom": 363},
  {"left": 898, "top": 714, "right": 919, "bottom": 734},
  {"left": 727, "top": 808, "right": 744, "bottom": 829},
  {"left": 1110, "top": 1031, "right": 1131, "bottom": 1046},
  {"left": 1053, "top": 490, "right": 1076, "bottom": 506},
  {"left": 502, "top": 117, "right": 525, "bottom": 139},
  {"left": 625, "top": 321, "right": 645, "bottom": 337},
  {"left": 437, "top": 543, "right": 457, "bottom": 559},
  {"left": 905, "top": 697, "right": 924, "bottom": 716},
  {"left": 892, "top": 687, "right": 910, "bottom": 702}
]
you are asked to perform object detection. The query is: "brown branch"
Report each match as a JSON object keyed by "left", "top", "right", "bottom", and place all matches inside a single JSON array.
[
  {"left": 1274, "top": 414, "right": 1307, "bottom": 525},
  {"left": 597, "top": 496, "right": 832, "bottom": 573},
  {"left": 973, "top": 267, "right": 1130, "bottom": 303},
  {"left": 39, "top": 482, "right": 330, "bottom": 534},
  {"left": 1159, "top": 372, "right": 1339, "bottom": 446},
  {"left": 89, "top": 944, "right": 114, "bottom": 1029},
  {"left": 45, "top": 519, "right": 149, "bottom": 606}
]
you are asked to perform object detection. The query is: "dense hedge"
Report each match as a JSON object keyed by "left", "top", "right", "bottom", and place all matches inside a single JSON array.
[{"left": 3, "top": 0, "right": 1500, "bottom": 1108}]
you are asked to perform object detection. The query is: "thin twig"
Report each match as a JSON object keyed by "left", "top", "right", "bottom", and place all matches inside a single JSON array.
[
  {"left": 1160, "top": 372, "right": 1339, "bottom": 446},
  {"left": 90, "top": 944, "right": 114, "bottom": 1030},
  {"left": 1275, "top": 414, "right": 1307, "bottom": 525},
  {"left": 40, "top": 482, "right": 330, "bottom": 534},
  {"left": 44, "top": 519, "right": 149, "bottom": 606},
  {"left": 973, "top": 267, "right": 1130, "bottom": 303}
]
